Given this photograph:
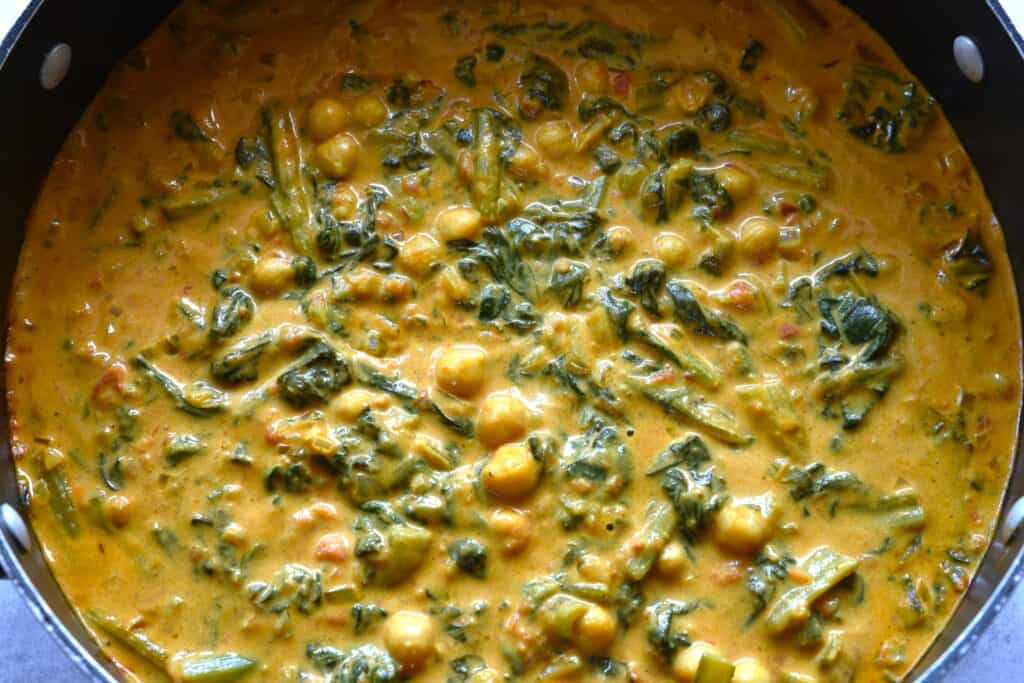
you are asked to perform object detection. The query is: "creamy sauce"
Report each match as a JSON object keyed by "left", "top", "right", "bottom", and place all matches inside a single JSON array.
[{"left": 6, "top": 1, "right": 1021, "bottom": 681}]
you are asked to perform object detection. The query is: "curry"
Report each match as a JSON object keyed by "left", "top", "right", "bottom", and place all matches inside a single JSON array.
[{"left": 6, "top": 0, "right": 1021, "bottom": 681}]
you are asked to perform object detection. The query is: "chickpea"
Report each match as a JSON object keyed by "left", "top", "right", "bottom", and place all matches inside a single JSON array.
[
  {"left": 399, "top": 232, "right": 442, "bottom": 276},
  {"left": 606, "top": 225, "right": 634, "bottom": 257},
  {"left": 332, "top": 185, "right": 359, "bottom": 220},
  {"left": 383, "top": 610, "right": 436, "bottom": 670},
  {"left": 716, "top": 165, "right": 754, "bottom": 201},
  {"left": 102, "top": 494, "right": 132, "bottom": 528},
  {"left": 508, "top": 143, "right": 543, "bottom": 179},
  {"left": 314, "top": 133, "right": 360, "bottom": 179},
  {"left": 576, "top": 60, "right": 610, "bottom": 94},
  {"left": 468, "top": 669, "right": 502, "bottom": 683},
  {"left": 435, "top": 345, "right": 487, "bottom": 398},
  {"left": 435, "top": 206, "right": 484, "bottom": 242},
  {"left": 714, "top": 498, "right": 776, "bottom": 554},
  {"left": 572, "top": 605, "right": 616, "bottom": 654},
  {"left": 352, "top": 94, "right": 388, "bottom": 128},
  {"left": 654, "top": 232, "right": 689, "bottom": 267},
  {"left": 344, "top": 267, "right": 383, "bottom": 300},
  {"left": 248, "top": 208, "right": 281, "bottom": 238},
  {"left": 489, "top": 507, "right": 531, "bottom": 554},
  {"left": 733, "top": 658, "right": 772, "bottom": 683},
  {"left": 577, "top": 554, "right": 615, "bottom": 584},
  {"left": 439, "top": 266, "right": 471, "bottom": 303},
  {"left": 738, "top": 217, "right": 780, "bottom": 262},
  {"left": 481, "top": 442, "right": 541, "bottom": 500},
  {"left": 335, "top": 388, "right": 376, "bottom": 421},
  {"left": 655, "top": 540, "right": 688, "bottom": 579},
  {"left": 221, "top": 522, "right": 247, "bottom": 546},
  {"left": 249, "top": 254, "right": 295, "bottom": 295},
  {"left": 536, "top": 120, "right": 575, "bottom": 160},
  {"left": 307, "top": 97, "right": 348, "bottom": 140},
  {"left": 382, "top": 274, "right": 414, "bottom": 302},
  {"left": 671, "top": 75, "right": 714, "bottom": 115},
  {"left": 477, "top": 393, "right": 529, "bottom": 448},
  {"left": 673, "top": 642, "right": 723, "bottom": 682}
]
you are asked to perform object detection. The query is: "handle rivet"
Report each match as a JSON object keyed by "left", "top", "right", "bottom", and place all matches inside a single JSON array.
[
  {"left": 39, "top": 42, "right": 72, "bottom": 90},
  {"left": 1, "top": 503, "right": 31, "bottom": 553},
  {"left": 953, "top": 35, "right": 985, "bottom": 83}
]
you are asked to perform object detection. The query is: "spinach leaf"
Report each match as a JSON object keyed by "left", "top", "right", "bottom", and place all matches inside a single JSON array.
[
  {"left": 944, "top": 229, "right": 993, "bottom": 292},
  {"left": 519, "top": 53, "right": 569, "bottom": 113},
  {"left": 210, "top": 287, "right": 255, "bottom": 341},
  {"left": 455, "top": 55, "right": 478, "bottom": 87},
  {"left": 666, "top": 280, "right": 747, "bottom": 343},
  {"left": 276, "top": 341, "right": 352, "bottom": 407},
  {"left": 449, "top": 539, "right": 488, "bottom": 578}
]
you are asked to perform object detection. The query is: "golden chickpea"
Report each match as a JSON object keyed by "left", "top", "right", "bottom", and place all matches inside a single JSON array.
[
  {"left": 508, "top": 143, "right": 543, "bottom": 179},
  {"left": 221, "top": 522, "right": 247, "bottom": 546},
  {"left": 332, "top": 185, "right": 359, "bottom": 220},
  {"left": 435, "top": 206, "right": 484, "bottom": 242},
  {"left": 535, "top": 120, "right": 575, "bottom": 160},
  {"left": 572, "top": 605, "right": 616, "bottom": 654},
  {"left": 673, "top": 642, "right": 723, "bottom": 682},
  {"left": 314, "top": 133, "right": 360, "bottom": 179},
  {"left": 334, "top": 388, "right": 376, "bottom": 421},
  {"left": 102, "top": 494, "right": 132, "bottom": 528},
  {"left": 468, "top": 669, "right": 502, "bottom": 683},
  {"left": 439, "top": 266, "right": 471, "bottom": 302},
  {"left": 489, "top": 507, "right": 531, "bottom": 554},
  {"left": 577, "top": 554, "right": 615, "bottom": 584},
  {"left": 482, "top": 442, "right": 541, "bottom": 500},
  {"left": 654, "top": 232, "right": 689, "bottom": 267},
  {"left": 576, "top": 60, "right": 610, "bottom": 94},
  {"left": 435, "top": 345, "right": 487, "bottom": 398},
  {"left": 738, "top": 217, "right": 780, "bottom": 262},
  {"left": 671, "top": 75, "right": 714, "bottom": 115},
  {"left": 412, "top": 433, "right": 452, "bottom": 471},
  {"left": 248, "top": 208, "right": 281, "bottom": 238},
  {"left": 714, "top": 499, "right": 776, "bottom": 554},
  {"left": 307, "top": 97, "right": 348, "bottom": 140},
  {"left": 352, "top": 94, "right": 388, "bottom": 128},
  {"left": 399, "top": 232, "right": 442, "bottom": 276},
  {"left": 382, "top": 610, "right": 436, "bottom": 670},
  {"left": 477, "top": 393, "right": 529, "bottom": 448},
  {"left": 655, "top": 540, "right": 688, "bottom": 579},
  {"left": 314, "top": 531, "right": 352, "bottom": 563},
  {"left": 733, "top": 658, "right": 772, "bottom": 683},
  {"left": 249, "top": 254, "right": 295, "bottom": 295},
  {"left": 716, "top": 165, "right": 754, "bottom": 201},
  {"left": 381, "top": 274, "right": 414, "bottom": 302},
  {"left": 344, "top": 267, "right": 383, "bottom": 301},
  {"left": 606, "top": 225, "right": 634, "bottom": 256}
]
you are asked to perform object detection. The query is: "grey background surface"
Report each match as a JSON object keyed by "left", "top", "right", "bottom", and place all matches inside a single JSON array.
[{"left": 1, "top": 0, "right": 1023, "bottom": 681}]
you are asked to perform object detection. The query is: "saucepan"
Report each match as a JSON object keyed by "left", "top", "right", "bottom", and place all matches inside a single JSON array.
[{"left": 0, "top": 1, "right": 1022, "bottom": 680}]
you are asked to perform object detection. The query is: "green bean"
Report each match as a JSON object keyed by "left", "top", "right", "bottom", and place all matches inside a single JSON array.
[
  {"left": 134, "top": 355, "right": 229, "bottom": 417},
  {"left": 471, "top": 108, "right": 505, "bottom": 221},
  {"left": 629, "top": 375, "right": 752, "bottom": 446},
  {"left": 736, "top": 381, "right": 807, "bottom": 457},
  {"left": 85, "top": 610, "right": 169, "bottom": 670},
  {"left": 756, "top": 162, "right": 830, "bottom": 191},
  {"left": 43, "top": 466, "right": 79, "bottom": 537},
  {"left": 694, "top": 651, "right": 736, "bottom": 683},
  {"left": 624, "top": 502, "right": 677, "bottom": 581},
  {"left": 160, "top": 186, "right": 233, "bottom": 221},
  {"left": 263, "top": 102, "right": 315, "bottom": 256},
  {"left": 765, "top": 547, "right": 858, "bottom": 633},
  {"left": 178, "top": 653, "right": 258, "bottom": 682}
]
